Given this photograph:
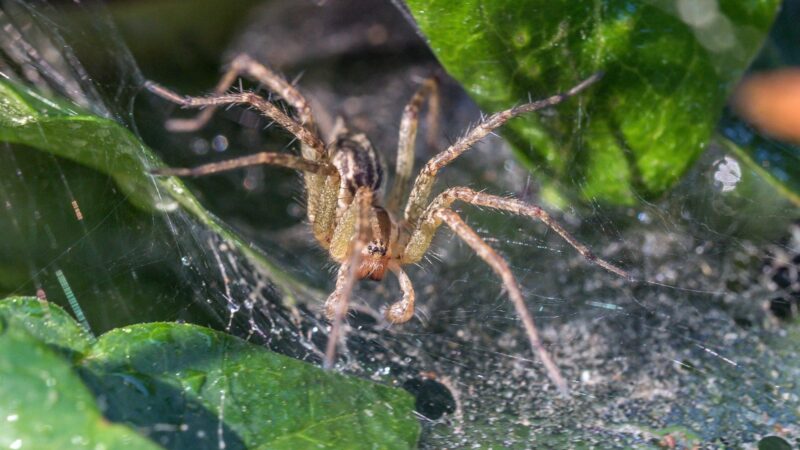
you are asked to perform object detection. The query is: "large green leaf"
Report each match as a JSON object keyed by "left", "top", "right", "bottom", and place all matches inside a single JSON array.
[
  {"left": 0, "top": 297, "right": 420, "bottom": 449},
  {"left": 0, "top": 297, "right": 93, "bottom": 356},
  {"left": 0, "top": 300, "right": 161, "bottom": 450},
  {"left": 0, "top": 78, "right": 315, "bottom": 303},
  {"left": 406, "top": 0, "right": 780, "bottom": 204}
]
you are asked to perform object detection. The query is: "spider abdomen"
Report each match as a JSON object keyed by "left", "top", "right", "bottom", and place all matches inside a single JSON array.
[{"left": 331, "top": 133, "right": 383, "bottom": 194}]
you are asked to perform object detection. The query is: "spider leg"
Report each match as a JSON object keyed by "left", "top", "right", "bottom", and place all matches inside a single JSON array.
[
  {"left": 398, "top": 187, "right": 632, "bottom": 394},
  {"left": 144, "top": 83, "right": 326, "bottom": 158},
  {"left": 150, "top": 54, "right": 317, "bottom": 140},
  {"left": 150, "top": 152, "right": 335, "bottom": 177},
  {"left": 404, "top": 187, "right": 632, "bottom": 280},
  {"left": 403, "top": 73, "right": 603, "bottom": 228},
  {"left": 386, "top": 76, "right": 440, "bottom": 214},
  {"left": 146, "top": 80, "right": 340, "bottom": 246},
  {"left": 323, "top": 187, "right": 372, "bottom": 369},
  {"left": 328, "top": 186, "right": 367, "bottom": 262},
  {"left": 193, "top": 54, "right": 336, "bottom": 242},
  {"left": 385, "top": 262, "right": 416, "bottom": 324},
  {"left": 434, "top": 208, "right": 568, "bottom": 395}
]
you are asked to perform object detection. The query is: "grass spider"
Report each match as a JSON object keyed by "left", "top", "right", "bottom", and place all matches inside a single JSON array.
[{"left": 145, "top": 53, "right": 631, "bottom": 395}]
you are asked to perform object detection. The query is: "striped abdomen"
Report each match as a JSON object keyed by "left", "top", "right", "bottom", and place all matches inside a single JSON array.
[{"left": 331, "top": 133, "right": 383, "bottom": 194}]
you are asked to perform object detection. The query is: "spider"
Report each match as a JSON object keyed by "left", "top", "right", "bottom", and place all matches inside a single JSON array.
[{"left": 145, "top": 54, "right": 631, "bottom": 395}]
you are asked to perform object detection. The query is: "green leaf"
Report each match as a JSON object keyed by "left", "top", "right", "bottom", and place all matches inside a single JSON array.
[
  {"left": 0, "top": 296, "right": 93, "bottom": 356},
  {"left": 0, "top": 302, "right": 161, "bottom": 450},
  {"left": 0, "top": 297, "right": 420, "bottom": 449},
  {"left": 719, "top": 130, "right": 800, "bottom": 208},
  {"left": 0, "top": 78, "right": 316, "bottom": 303},
  {"left": 758, "top": 436, "right": 793, "bottom": 450},
  {"left": 85, "top": 324, "right": 419, "bottom": 449},
  {"left": 406, "top": 0, "right": 780, "bottom": 204},
  {"left": 0, "top": 80, "right": 159, "bottom": 211}
]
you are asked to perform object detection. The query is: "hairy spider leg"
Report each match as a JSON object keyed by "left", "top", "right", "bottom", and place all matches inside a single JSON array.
[
  {"left": 402, "top": 73, "right": 604, "bottom": 232},
  {"left": 385, "top": 261, "right": 416, "bottom": 324},
  {"left": 400, "top": 187, "right": 632, "bottom": 395},
  {"left": 149, "top": 152, "right": 335, "bottom": 177},
  {"left": 324, "top": 187, "right": 372, "bottom": 368},
  {"left": 404, "top": 187, "right": 632, "bottom": 280},
  {"left": 158, "top": 54, "right": 319, "bottom": 149},
  {"left": 386, "top": 75, "right": 440, "bottom": 214},
  {"left": 328, "top": 185, "right": 363, "bottom": 263},
  {"left": 202, "top": 54, "right": 338, "bottom": 243},
  {"left": 144, "top": 84, "right": 325, "bottom": 153},
  {"left": 145, "top": 74, "right": 340, "bottom": 247},
  {"left": 435, "top": 208, "right": 569, "bottom": 396},
  {"left": 147, "top": 53, "right": 323, "bottom": 169}
]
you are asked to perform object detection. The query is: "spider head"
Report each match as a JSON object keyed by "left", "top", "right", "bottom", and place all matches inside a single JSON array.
[
  {"left": 357, "top": 239, "right": 389, "bottom": 281},
  {"left": 356, "top": 206, "right": 395, "bottom": 282}
]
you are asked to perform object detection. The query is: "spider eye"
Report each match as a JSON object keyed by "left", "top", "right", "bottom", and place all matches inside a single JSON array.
[{"left": 366, "top": 242, "right": 387, "bottom": 256}]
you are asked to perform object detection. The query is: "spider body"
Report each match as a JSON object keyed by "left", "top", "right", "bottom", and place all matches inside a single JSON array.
[
  {"left": 146, "top": 54, "right": 631, "bottom": 396},
  {"left": 327, "top": 129, "right": 396, "bottom": 282}
]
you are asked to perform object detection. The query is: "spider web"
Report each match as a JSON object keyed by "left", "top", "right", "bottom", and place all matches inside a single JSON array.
[{"left": 1, "top": 0, "right": 799, "bottom": 448}]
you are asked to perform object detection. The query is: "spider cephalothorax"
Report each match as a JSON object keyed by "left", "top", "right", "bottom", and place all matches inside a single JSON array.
[
  {"left": 328, "top": 128, "right": 396, "bottom": 282},
  {"left": 146, "top": 53, "right": 631, "bottom": 396}
]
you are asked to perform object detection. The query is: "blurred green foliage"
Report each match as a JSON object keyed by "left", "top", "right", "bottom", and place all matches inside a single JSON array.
[{"left": 407, "top": 0, "right": 781, "bottom": 205}]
